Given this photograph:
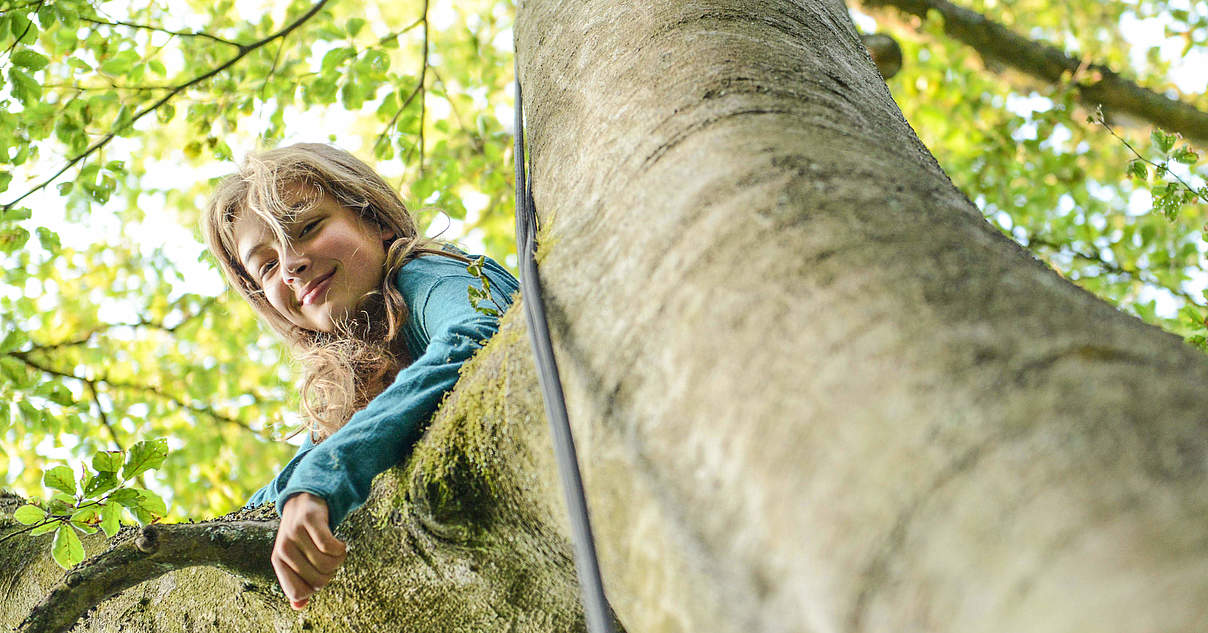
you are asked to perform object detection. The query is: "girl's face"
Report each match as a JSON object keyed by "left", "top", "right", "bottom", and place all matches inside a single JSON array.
[{"left": 233, "top": 190, "right": 391, "bottom": 333}]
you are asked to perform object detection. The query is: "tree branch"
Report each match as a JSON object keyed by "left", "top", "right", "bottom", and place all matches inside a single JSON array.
[
  {"left": 16, "top": 520, "right": 279, "bottom": 633},
  {"left": 78, "top": 16, "right": 243, "bottom": 48},
  {"left": 418, "top": 0, "right": 429, "bottom": 175},
  {"left": 6, "top": 351, "right": 258, "bottom": 433},
  {"left": 856, "top": 0, "right": 1208, "bottom": 147},
  {"left": 0, "top": 0, "right": 332, "bottom": 212},
  {"left": 375, "top": 6, "right": 430, "bottom": 160},
  {"left": 86, "top": 382, "right": 124, "bottom": 452},
  {"left": 0, "top": 0, "right": 42, "bottom": 59},
  {"left": 20, "top": 297, "right": 218, "bottom": 355},
  {"left": 1024, "top": 233, "right": 1203, "bottom": 306}
]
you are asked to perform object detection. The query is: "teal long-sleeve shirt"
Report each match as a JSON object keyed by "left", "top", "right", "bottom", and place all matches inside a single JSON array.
[{"left": 245, "top": 252, "right": 517, "bottom": 528}]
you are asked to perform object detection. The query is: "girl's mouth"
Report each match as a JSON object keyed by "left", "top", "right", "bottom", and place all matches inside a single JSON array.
[{"left": 301, "top": 271, "right": 335, "bottom": 306}]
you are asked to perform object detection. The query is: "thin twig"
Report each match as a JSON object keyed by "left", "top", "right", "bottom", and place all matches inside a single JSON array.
[
  {"left": 1, "top": 0, "right": 42, "bottom": 59},
  {"left": 418, "top": 0, "right": 429, "bottom": 175},
  {"left": 6, "top": 351, "right": 256, "bottom": 432},
  {"left": 86, "top": 382, "right": 124, "bottom": 452},
  {"left": 0, "top": 523, "right": 39, "bottom": 546},
  {"left": 374, "top": 6, "right": 430, "bottom": 155},
  {"left": 1026, "top": 233, "right": 1203, "bottom": 306},
  {"left": 21, "top": 297, "right": 217, "bottom": 354},
  {"left": 0, "top": 0, "right": 332, "bottom": 212},
  {"left": 1093, "top": 108, "right": 1203, "bottom": 203},
  {"left": 259, "top": 36, "right": 288, "bottom": 100},
  {"left": 79, "top": 16, "right": 242, "bottom": 48}
]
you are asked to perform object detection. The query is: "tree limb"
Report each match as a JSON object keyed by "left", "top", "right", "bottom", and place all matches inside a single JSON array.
[
  {"left": 16, "top": 520, "right": 279, "bottom": 633},
  {"left": 856, "top": 0, "right": 1208, "bottom": 147}
]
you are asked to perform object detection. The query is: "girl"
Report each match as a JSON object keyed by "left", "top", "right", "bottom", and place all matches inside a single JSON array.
[{"left": 202, "top": 143, "right": 517, "bottom": 610}]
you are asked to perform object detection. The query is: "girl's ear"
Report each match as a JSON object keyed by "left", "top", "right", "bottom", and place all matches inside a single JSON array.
[{"left": 379, "top": 225, "right": 395, "bottom": 242}]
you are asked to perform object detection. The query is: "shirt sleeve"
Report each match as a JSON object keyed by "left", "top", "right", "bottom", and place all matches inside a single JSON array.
[
  {"left": 274, "top": 266, "right": 514, "bottom": 529},
  {"left": 244, "top": 432, "right": 315, "bottom": 508}
]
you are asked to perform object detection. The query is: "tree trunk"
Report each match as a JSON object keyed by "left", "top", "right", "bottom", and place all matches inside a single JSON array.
[{"left": 5, "top": 0, "right": 1208, "bottom": 631}]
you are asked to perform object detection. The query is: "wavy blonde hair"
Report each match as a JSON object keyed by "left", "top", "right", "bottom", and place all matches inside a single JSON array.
[{"left": 203, "top": 143, "right": 465, "bottom": 440}]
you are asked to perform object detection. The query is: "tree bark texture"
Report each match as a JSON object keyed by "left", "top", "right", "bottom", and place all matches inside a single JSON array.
[
  {"left": 4, "top": 0, "right": 1208, "bottom": 631},
  {"left": 517, "top": 0, "right": 1208, "bottom": 632}
]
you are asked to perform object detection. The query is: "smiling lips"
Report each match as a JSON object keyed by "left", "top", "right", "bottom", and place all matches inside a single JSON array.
[{"left": 300, "top": 270, "right": 335, "bottom": 306}]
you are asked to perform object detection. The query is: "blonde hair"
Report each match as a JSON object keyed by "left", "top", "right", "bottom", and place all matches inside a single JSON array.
[{"left": 203, "top": 143, "right": 465, "bottom": 440}]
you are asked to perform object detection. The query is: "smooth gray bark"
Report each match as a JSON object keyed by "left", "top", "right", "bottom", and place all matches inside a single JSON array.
[
  {"left": 4, "top": 0, "right": 1208, "bottom": 631},
  {"left": 518, "top": 0, "right": 1208, "bottom": 632}
]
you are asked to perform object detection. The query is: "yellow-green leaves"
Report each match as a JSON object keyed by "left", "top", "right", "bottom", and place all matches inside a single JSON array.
[
  {"left": 122, "top": 438, "right": 169, "bottom": 481},
  {"left": 99, "top": 501, "right": 122, "bottom": 537},
  {"left": 13, "top": 504, "right": 46, "bottom": 525},
  {"left": 11, "top": 49, "right": 49, "bottom": 71},
  {"left": 43, "top": 465, "right": 76, "bottom": 496},
  {"left": 51, "top": 524, "right": 84, "bottom": 570},
  {"left": 17, "top": 442, "right": 172, "bottom": 569}
]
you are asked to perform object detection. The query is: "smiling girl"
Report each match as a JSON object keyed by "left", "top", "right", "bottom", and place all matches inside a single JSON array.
[{"left": 202, "top": 143, "right": 517, "bottom": 609}]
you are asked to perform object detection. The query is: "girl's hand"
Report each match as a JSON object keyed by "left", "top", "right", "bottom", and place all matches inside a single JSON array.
[{"left": 272, "top": 492, "right": 348, "bottom": 610}]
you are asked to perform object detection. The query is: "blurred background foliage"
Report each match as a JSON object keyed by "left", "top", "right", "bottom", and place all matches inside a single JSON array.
[{"left": 1, "top": 0, "right": 1206, "bottom": 518}]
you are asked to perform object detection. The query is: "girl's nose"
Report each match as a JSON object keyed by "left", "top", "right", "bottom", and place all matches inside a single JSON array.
[{"left": 281, "top": 250, "right": 310, "bottom": 284}]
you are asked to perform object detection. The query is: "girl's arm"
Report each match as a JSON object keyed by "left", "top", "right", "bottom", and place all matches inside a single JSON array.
[
  {"left": 246, "top": 432, "right": 315, "bottom": 508},
  {"left": 275, "top": 256, "right": 516, "bottom": 528}
]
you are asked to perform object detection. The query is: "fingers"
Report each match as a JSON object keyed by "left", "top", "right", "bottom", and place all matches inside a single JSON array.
[
  {"left": 304, "top": 518, "right": 348, "bottom": 558},
  {"left": 272, "top": 493, "right": 349, "bottom": 609}
]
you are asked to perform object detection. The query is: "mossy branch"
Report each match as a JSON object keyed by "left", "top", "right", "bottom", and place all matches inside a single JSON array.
[
  {"left": 16, "top": 519, "right": 279, "bottom": 633},
  {"left": 857, "top": 0, "right": 1208, "bottom": 147}
]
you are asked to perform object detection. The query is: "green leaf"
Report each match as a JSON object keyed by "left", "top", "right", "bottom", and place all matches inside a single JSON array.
[
  {"left": 70, "top": 505, "right": 99, "bottom": 524},
  {"left": 7, "top": 67, "right": 41, "bottom": 104},
  {"left": 346, "top": 18, "right": 365, "bottom": 37},
  {"left": 109, "top": 488, "right": 142, "bottom": 507},
  {"left": 1174, "top": 148, "right": 1199, "bottom": 165},
  {"left": 11, "top": 49, "right": 49, "bottom": 70},
  {"left": 30, "top": 520, "right": 60, "bottom": 536},
  {"left": 130, "top": 505, "right": 153, "bottom": 526},
  {"left": 35, "top": 227, "right": 60, "bottom": 253},
  {"left": 135, "top": 489, "right": 168, "bottom": 517},
  {"left": 0, "top": 226, "right": 30, "bottom": 253},
  {"left": 121, "top": 438, "right": 168, "bottom": 480},
  {"left": 92, "top": 451, "right": 123, "bottom": 473},
  {"left": 71, "top": 520, "right": 98, "bottom": 535},
  {"left": 14, "top": 504, "right": 46, "bottom": 525},
  {"left": 1127, "top": 160, "right": 1148, "bottom": 180},
  {"left": 52, "top": 523, "right": 85, "bottom": 569},
  {"left": 44, "top": 465, "right": 77, "bottom": 496},
  {"left": 100, "top": 501, "right": 121, "bottom": 537},
  {"left": 83, "top": 472, "right": 119, "bottom": 497},
  {"left": 1152, "top": 130, "right": 1176, "bottom": 154}
]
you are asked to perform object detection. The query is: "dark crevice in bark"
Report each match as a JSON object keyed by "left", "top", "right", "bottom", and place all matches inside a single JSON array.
[{"left": 1012, "top": 344, "right": 1161, "bottom": 381}]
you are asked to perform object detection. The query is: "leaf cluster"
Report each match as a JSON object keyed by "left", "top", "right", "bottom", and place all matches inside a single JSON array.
[{"left": 8, "top": 439, "right": 170, "bottom": 569}]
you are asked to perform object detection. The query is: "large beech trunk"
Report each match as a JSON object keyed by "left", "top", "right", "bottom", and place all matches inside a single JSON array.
[{"left": 4, "top": 0, "right": 1208, "bottom": 631}]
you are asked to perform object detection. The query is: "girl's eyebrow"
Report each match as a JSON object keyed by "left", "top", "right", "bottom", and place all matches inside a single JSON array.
[{"left": 240, "top": 242, "right": 270, "bottom": 269}]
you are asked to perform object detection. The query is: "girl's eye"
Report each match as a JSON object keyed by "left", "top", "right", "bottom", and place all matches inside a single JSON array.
[
  {"left": 259, "top": 260, "right": 277, "bottom": 279},
  {"left": 298, "top": 220, "right": 320, "bottom": 237}
]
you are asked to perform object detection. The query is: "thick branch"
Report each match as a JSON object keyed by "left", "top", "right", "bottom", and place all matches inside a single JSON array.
[
  {"left": 857, "top": 0, "right": 1208, "bottom": 147},
  {"left": 17, "top": 520, "right": 279, "bottom": 633}
]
